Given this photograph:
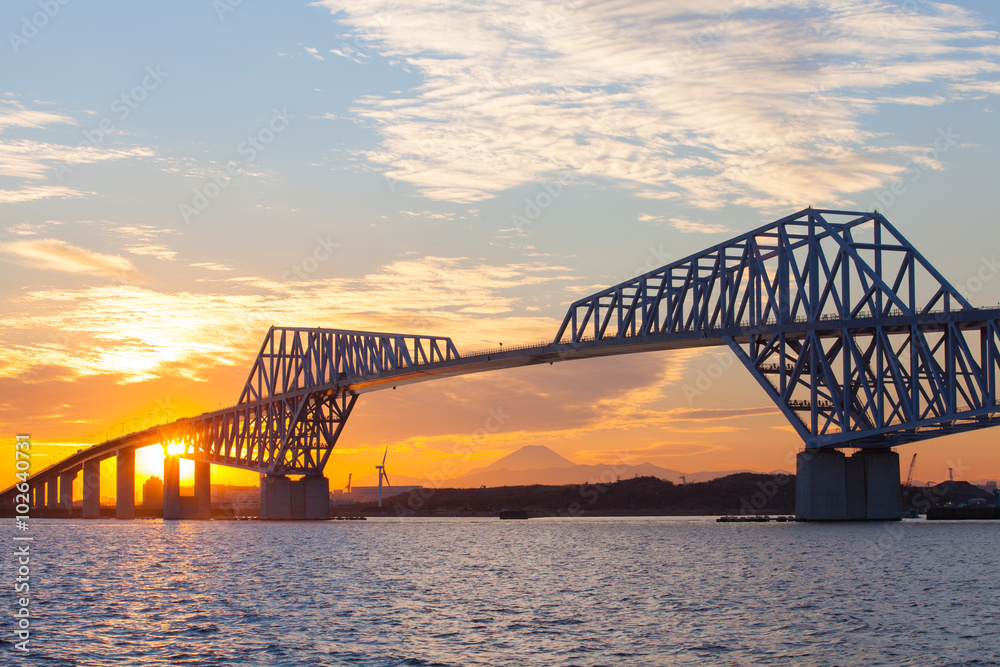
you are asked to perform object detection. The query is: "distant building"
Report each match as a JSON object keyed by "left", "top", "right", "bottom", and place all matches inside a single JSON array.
[
  {"left": 985, "top": 480, "right": 998, "bottom": 493},
  {"left": 142, "top": 476, "right": 163, "bottom": 507}
]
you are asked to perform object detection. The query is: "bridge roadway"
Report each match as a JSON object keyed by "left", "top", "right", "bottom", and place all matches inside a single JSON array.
[
  {"left": 5, "top": 208, "right": 1000, "bottom": 521},
  {"left": 6, "top": 308, "right": 1000, "bottom": 520},
  {"left": 6, "top": 322, "right": 734, "bottom": 519}
]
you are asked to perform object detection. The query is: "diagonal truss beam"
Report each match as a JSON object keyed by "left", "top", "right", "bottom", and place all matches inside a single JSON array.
[{"left": 6, "top": 208, "right": 998, "bottom": 503}]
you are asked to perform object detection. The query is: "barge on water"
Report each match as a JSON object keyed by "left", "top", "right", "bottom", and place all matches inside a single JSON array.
[
  {"left": 717, "top": 515, "right": 798, "bottom": 523},
  {"left": 927, "top": 506, "right": 1000, "bottom": 520}
]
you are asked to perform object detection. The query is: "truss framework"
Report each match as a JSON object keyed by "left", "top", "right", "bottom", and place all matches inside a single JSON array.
[
  {"left": 60, "top": 210, "right": 1000, "bottom": 482},
  {"left": 727, "top": 320, "right": 1000, "bottom": 448},
  {"left": 170, "top": 328, "right": 459, "bottom": 475},
  {"left": 556, "top": 209, "right": 1000, "bottom": 448},
  {"left": 239, "top": 327, "right": 460, "bottom": 404},
  {"left": 556, "top": 209, "right": 972, "bottom": 341}
]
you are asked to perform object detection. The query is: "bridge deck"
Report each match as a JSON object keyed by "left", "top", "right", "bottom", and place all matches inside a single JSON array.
[
  {"left": 5, "top": 207, "right": 1000, "bottom": 499},
  {"left": 4, "top": 308, "right": 999, "bottom": 501}
]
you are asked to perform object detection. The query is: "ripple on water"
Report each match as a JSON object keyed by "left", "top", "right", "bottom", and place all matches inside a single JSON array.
[{"left": 15, "top": 518, "right": 1000, "bottom": 667}]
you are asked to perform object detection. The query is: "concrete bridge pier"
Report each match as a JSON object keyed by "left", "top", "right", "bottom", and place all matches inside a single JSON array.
[
  {"left": 60, "top": 468, "right": 78, "bottom": 513},
  {"left": 302, "top": 476, "right": 330, "bottom": 519},
  {"left": 163, "top": 455, "right": 180, "bottom": 519},
  {"left": 116, "top": 447, "right": 135, "bottom": 519},
  {"left": 260, "top": 475, "right": 291, "bottom": 519},
  {"left": 33, "top": 477, "right": 54, "bottom": 513},
  {"left": 796, "top": 449, "right": 901, "bottom": 521},
  {"left": 260, "top": 475, "right": 329, "bottom": 520},
  {"left": 82, "top": 459, "right": 101, "bottom": 519},
  {"left": 46, "top": 476, "right": 58, "bottom": 513},
  {"left": 853, "top": 449, "right": 901, "bottom": 520},
  {"left": 30, "top": 482, "right": 42, "bottom": 512},
  {"left": 193, "top": 461, "right": 211, "bottom": 519},
  {"left": 162, "top": 456, "right": 211, "bottom": 519}
]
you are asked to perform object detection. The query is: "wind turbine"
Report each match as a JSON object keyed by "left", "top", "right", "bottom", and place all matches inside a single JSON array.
[{"left": 375, "top": 447, "right": 391, "bottom": 507}]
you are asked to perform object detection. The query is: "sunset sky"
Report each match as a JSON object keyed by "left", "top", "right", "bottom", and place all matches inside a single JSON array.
[{"left": 2, "top": 0, "right": 1000, "bottom": 494}]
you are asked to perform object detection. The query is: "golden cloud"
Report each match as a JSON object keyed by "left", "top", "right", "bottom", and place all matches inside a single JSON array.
[{"left": 0, "top": 238, "right": 146, "bottom": 281}]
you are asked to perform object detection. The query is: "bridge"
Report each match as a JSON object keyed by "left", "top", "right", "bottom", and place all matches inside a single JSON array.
[{"left": 4, "top": 208, "right": 999, "bottom": 520}]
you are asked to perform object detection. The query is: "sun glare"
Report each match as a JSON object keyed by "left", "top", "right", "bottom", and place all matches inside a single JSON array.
[{"left": 135, "top": 445, "right": 164, "bottom": 480}]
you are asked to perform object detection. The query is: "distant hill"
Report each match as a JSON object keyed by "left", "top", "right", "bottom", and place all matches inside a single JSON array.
[
  {"left": 348, "top": 445, "right": 767, "bottom": 489},
  {"left": 450, "top": 445, "right": 757, "bottom": 488},
  {"left": 370, "top": 473, "right": 797, "bottom": 516}
]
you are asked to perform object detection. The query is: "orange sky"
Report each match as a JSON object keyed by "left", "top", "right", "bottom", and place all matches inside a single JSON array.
[
  {"left": 2, "top": 1, "right": 1000, "bottom": 497},
  {"left": 3, "top": 336, "right": 998, "bottom": 496}
]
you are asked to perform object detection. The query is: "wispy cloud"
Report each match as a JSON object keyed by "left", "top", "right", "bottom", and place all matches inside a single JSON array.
[
  {"left": 190, "top": 262, "right": 232, "bottom": 272},
  {"left": 400, "top": 210, "right": 455, "bottom": 220},
  {"left": 658, "top": 406, "right": 779, "bottom": 422},
  {"left": 3, "top": 221, "right": 61, "bottom": 236},
  {"left": 107, "top": 224, "right": 176, "bottom": 242},
  {"left": 669, "top": 218, "right": 729, "bottom": 234},
  {"left": 304, "top": 45, "right": 325, "bottom": 61},
  {"left": 0, "top": 239, "right": 145, "bottom": 281},
  {"left": 0, "top": 256, "right": 577, "bottom": 382},
  {"left": 0, "top": 139, "right": 153, "bottom": 181},
  {"left": 0, "top": 185, "right": 85, "bottom": 204},
  {"left": 317, "top": 0, "right": 1000, "bottom": 209},
  {"left": 0, "top": 99, "right": 75, "bottom": 131},
  {"left": 125, "top": 244, "right": 177, "bottom": 261},
  {"left": 0, "top": 99, "right": 155, "bottom": 193}
]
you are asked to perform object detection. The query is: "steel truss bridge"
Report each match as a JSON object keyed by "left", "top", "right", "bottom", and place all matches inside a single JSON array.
[{"left": 5, "top": 208, "right": 1000, "bottom": 508}]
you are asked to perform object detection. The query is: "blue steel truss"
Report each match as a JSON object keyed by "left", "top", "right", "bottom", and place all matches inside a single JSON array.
[
  {"left": 6, "top": 208, "right": 999, "bottom": 499},
  {"left": 555, "top": 208, "right": 1000, "bottom": 448},
  {"left": 239, "top": 327, "right": 460, "bottom": 403},
  {"left": 166, "top": 328, "right": 461, "bottom": 475}
]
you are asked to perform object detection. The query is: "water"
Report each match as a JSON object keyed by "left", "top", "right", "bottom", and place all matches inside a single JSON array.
[{"left": 4, "top": 517, "right": 998, "bottom": 666}]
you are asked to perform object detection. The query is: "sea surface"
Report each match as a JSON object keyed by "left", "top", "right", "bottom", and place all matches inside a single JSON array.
[{"left": 3, "top": 516, "right": 998, "bottom": 666}]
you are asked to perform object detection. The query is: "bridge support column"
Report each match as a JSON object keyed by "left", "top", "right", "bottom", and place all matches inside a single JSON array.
[
  {"left": 796, "top": 449, "right": 847, "bottom": 520},
  {"left": 30, "top": 482, "right": 42, "bottom": 511},
  {"left": 302, "top": 476, "right": 330, "bottom": 520},
  {"left": 60, "top": 469, "right": 77, "bottom": 513},
  {"left": 46, "top": 476, "right": 58, "bottom": 513},
  {"left": 116, "top": 447, "right": 135, "bottom": 520},
  {"left": 34, "top": 478, "right": 50, "bottom": 514},
  {"left": 260, "top": 475, "right": 291, "bottom": 520},
  {"left": 854, "top": 449, "right": 901, "bottom": 520},
  {"left": 163, "top": 455, "right": 181, "bottom": 520},
  {"left": 82, "top": 459, "right": 100, "bottom": 519},
  {"left": 260, "top": 475, "right": 329, "bottom": 519},
  {"left": 194, "top": 461, "right": 211, "bottom": 519},
  {"left": 290, "top": 478, "right": 305, "bottom": 519},
  {"left": 796, "top": 449, "right": 901, "bottom": 521}
]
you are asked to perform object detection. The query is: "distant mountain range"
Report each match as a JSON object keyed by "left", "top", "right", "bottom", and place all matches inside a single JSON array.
[{"left": 350, "top": 444, "right": 761, "bottom": 489}]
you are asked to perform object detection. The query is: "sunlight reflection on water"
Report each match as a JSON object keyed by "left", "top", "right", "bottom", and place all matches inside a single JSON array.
[{"left": 6, "top": 517, "right": 999, "bottom": 666}]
